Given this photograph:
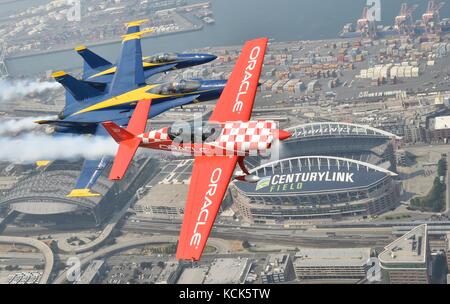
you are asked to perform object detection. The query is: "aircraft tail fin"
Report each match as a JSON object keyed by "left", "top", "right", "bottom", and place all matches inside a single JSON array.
[
  {"left": 75, "top": 45, "right": 111, "bottom": 71},
  {"left": 125, "top": 19, "right": 149, "bottom": 34},
  {"left": 109, "top": 29, "right": 153, "bottom": 95},
  {"left": 102, "top": 99, "right": 152, "bottom": 180},
  {"left": 52, "top": 71, "right": 107, "bottom": 101}
]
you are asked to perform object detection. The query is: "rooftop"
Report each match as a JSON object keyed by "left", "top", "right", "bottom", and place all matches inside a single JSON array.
[
  {"left": 379, "top": 224, "right": 428, "bottom": 267},
  {"left": 203, "top": 258, "right": 250, "bottom": 284},
  {"left": 294, "top": 248, "right": 371, "bottom": 267},
  {"left": 262, "top": 253, "right": 291, "bottom": 275},
  {"left": 287, "top": 122, "right": 402, "bottom": 141},
  {"left": 177, "top": 267, "right": 208, "bottom": 284},
  {"left": 155, "top": 261, "right": 180, "bottom": 284},
  {"left": 137, "top": 184, "right": 189, "bottom": 208}
]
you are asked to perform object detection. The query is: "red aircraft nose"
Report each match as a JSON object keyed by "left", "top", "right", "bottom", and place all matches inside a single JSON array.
[{"left": 274, "top": 129, "right": 291, "bottom": 141}]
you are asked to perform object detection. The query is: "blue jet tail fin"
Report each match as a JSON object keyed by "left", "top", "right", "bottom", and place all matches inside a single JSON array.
[
  {"left": 125, "top": 19, "right": 149, "bottom": 34},
  {"left": 75, "top": 46, "right": 111, "bottom": 69},
  {"left": 52, "top": 71, "right": 107, "bottom": 101},
  {"left": 109, "top": 29, "right": 153, "bottom": 95}
]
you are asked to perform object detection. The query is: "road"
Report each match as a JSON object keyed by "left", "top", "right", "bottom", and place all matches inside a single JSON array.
[
  {"left": 0, "top": 236, "right": 53, "bottom": 284},
  {"left": 122, "top": 221, "right": 394, "bottom": 248},
  {"left": 0, "top": 252, "right": 44, "bottom": 267},
  {"left": 53, "top": 236, "right": 177, "bottom": 284},
  {"left": 57, "top": 197, "right": 135, "bottom": 254}
]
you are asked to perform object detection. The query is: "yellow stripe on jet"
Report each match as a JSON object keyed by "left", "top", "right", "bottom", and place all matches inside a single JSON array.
[
  {"left": 87, "top": 60, "right": 174, "bottom": 79},
  {"left": 125, "top": 19, "right": 149, "bottom": 28},
  {"left": 36, "top": 160, "right": 52, "bottom": 167},
  {"left": 52, "top": 71, "right": 67, "bottom": 78},
  {"left": 71, "top": 85, "right": 161, "bottom": 116},
  {"left": 74, "top": 45, "right": 87, "bottom": 52},
  {"left": 67, "top": 189, "right": 101, "bottom": 198},
  {"left": 121, "top": 29, "right": 154, "bottom": 42},
  {"left": 70, "top": 85, "right": 214, "bottom": 116}
]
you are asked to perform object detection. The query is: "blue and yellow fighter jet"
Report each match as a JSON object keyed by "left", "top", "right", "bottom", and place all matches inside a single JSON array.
[
  {"left": 75, "top": 20, "right": 217, "bottom": 83},
  {"left": 36, "top": 21, "right": 226, "bottom": 198}
]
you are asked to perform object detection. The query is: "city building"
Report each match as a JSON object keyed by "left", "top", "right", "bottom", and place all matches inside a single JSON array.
[
  {"left": 134, "top": 184, "right": 188, "bottom": 219},
  {"left": 177, "top": 267, "right": 208, "bottom": 284},
  {"left": 260, "top": 254, "right": 295, "bottom": 283},
  {"left": 379, "top": 224, "right": 430, "bottom": 284},
  {"left": 231, "top": 156, "right": 400, "bottom": 224},
  {"left": 155, "top": 261, "right": 182, "bottom": 284},
  {"left": 293, "top": 248, "right": 371, "bottom": 282},
  {"left": 447, "top": 233, "right": 450, "bottom": 271},
  {"left": 203, "top": 258, "right": 252, "bottom": 284},
  {"left": 133, "top": 159, "right": 233, "bottom": 220}
]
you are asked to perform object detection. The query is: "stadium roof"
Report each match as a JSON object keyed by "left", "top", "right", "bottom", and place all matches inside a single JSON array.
[
  {"left": 0, "top": 170, "right": 111, "bottom": 214},
  {"left": 234, "top": 156, "right": 397, "bottom": 196},
  {"left": 249, "top": 156, "right": 397, "bottom": 177},
  {"left": 287, "top": 122, "right": 402, "bottom": 140}
]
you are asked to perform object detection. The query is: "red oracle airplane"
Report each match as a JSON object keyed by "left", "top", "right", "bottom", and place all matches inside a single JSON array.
[{"left": 101, "top": 37, "right": 291, "bottom": 261}]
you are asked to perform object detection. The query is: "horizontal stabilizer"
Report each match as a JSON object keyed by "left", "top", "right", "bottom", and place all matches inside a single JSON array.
[
  {"left": 102, "top": 122, "right": 134, "bottom": 143},
  {"left": 125, "top": 19, "right": 149, "bottom": 34},
  {"left": 52, "top": 71, "right": 107, "bottom": 101},
  {"left": 34, "top": 119, "right": 97, "bottom": 128}
]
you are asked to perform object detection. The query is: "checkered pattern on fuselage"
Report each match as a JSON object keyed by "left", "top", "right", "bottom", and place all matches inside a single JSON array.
[
  {"left": 138, "top": 121, "right": 277, "bottom": 157},
  {"left": 140, "top": 127, "right": 169, "bottom": 144},
  {"left": 213, "top": 121, "right": 277, "bottom": 156}
]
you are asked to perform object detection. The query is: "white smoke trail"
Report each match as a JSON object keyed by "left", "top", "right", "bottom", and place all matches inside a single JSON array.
[
  {"left": 0, "top": 78, "right": 60, "bottom": 102},
  {"left": 0, "top": 134, "right": 118, "bottom": 163},
  {"left": 0, "top": 116, "right": 57, "bottom": 136}
]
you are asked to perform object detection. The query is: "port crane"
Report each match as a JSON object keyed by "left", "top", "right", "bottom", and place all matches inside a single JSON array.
[
  {"left": 395, "top": 3, "right": 419, "bottom": 35},
  {"left": 422, "top": 0, "right": 445, "bottom": 34},
  {"left": 357, "top": 6, "right": 378, "bottom": 39}
]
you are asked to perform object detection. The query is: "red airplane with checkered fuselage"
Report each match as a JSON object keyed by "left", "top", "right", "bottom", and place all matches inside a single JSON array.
[{"left": 101, "top": 38, "right": 291, "bottom": 261}]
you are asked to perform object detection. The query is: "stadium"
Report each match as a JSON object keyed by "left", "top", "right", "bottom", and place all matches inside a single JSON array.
[
  {"left": 0, "top": 159, "right": 158, "bottom": 225},
  {"left": 231, "top": 122, "right": 402, "bottom": 224}
]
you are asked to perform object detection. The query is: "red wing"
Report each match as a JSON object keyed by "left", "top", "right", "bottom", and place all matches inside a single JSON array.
[
  {"left": 126, "top": 99, "right": 151, "bottom": 134},
  {"left": 209, "top": 37, "right": 268, "bottom": 122},
  {"left": 108, "top": 137, "right": 141, "bottom": 180},
  {"left": 176, "top": 155, "right": 238, "bottom": 261}
]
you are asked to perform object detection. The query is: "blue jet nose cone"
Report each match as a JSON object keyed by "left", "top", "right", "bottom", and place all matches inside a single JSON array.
[
  {"left": 192, "top": 54, "right": 217, "bottom": 64},
  {"left": 198, "top": 79, "right": 227, "bottom": 90}
]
